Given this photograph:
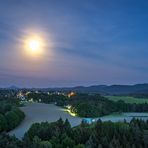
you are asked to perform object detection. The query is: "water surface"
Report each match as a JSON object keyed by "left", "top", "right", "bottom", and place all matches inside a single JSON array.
[{"left": 9, "top": 103, "right": 148, "bottom": 139}]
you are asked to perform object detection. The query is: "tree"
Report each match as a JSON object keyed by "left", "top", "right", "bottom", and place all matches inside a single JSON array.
[
  {"left": 64, "top": 119, "right": 71, "bottom": 134},
  {"left": 62, "top": 136, "right": 75, "bottom": 148},
  {"left": 40, "top": 141, "right": 52, "bottom": 148},
  {"left": 32, "top": 136, "right": 42, "bottom": 148},
  {"left": 0, "top": 114, "right": 7, "bottom": 132},
  {"left": 74, "top": 144, "right": 85, "bottom": 148},
  {"left": 98, "top": 144, "right": 103, "bottom": 148},
  {"left": 5, "top": 111, "right": 19, "bottom": 130},
  {"left": 27, "top": 123, "right": 41, "bottom": 140},
  {"left": 32, "top": 136, "right": 52, "bottom": 148},
  {"left": 64, "top": 119, "right": 71, "bottom": 129},
  {"left": 57, "top": 118, "right": 64, "bottom": 133},
  {"left": 0, "top": 133, "right": 22, "bottom": 148}
]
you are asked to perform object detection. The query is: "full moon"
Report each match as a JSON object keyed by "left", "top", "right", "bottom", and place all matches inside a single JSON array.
[
  {"left": 29, "top": 39, "right": 40, "bottom": 51},
  {"left": 24, "top": 35, "right": 45, "bottom": 57}
]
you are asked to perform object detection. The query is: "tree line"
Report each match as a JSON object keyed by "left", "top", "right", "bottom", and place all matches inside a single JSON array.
[
  {"left": 0, "top": 118, "right": 148, "bottom": 148},
  {"left": 27, "top": 93, "right": 148, "bottom": 117},
  {"left": 0, "top": 103, "right": 25, "bottom": 132}
]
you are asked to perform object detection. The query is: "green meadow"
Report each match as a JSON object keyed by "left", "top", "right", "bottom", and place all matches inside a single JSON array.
[{"left": 106, "top": 96, "right": 148, "bottom": 104}]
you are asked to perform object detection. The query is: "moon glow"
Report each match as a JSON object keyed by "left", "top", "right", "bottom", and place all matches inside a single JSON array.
[{"left": 24, "top": 34, "right": 45, "bottom": 57}]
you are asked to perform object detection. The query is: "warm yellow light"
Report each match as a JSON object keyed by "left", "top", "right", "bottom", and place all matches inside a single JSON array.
[
  {"left": 24, "top": 35, "right": 45, "bottom": 57},
  {"left": 66, "top": 109, "right": 77, "bottom": 117},
  {"left": 29, "top": 40, "right": 40, "bottom": 51}
]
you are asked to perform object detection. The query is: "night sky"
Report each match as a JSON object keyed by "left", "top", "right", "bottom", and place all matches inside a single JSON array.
[{"left": 0, "top": 0, "right": 148, "bottom": 87}]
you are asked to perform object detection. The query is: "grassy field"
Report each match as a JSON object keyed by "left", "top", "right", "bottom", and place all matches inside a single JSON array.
[{"left": 106, "top": 96, "right": 148, "bottom": 104}]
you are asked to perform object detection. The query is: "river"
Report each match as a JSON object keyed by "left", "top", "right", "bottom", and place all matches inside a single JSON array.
[{"left": 9, "top": 102, "right": 148, "bottom": 139}]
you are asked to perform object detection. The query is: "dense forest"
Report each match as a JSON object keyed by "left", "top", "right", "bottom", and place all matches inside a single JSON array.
[
  {"left": 68, "top": 94, "right": 148, "bottom": 117},
  {"left": 0, "top": 118, "right": 148, "bottom": 148},
  {"left": 0, "top": 90, "right": 25, "bottom": 133},
  {"left": 27, "top": 93, "right": 148, "bottom": 117},
  {"left": 0, "top": 103, "right": 25, "bottom": 132}
]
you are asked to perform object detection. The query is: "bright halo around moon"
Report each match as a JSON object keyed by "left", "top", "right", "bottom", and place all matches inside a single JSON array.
[
  {"left": 24, "top": 35, "right": 45, "bottom": 57},
  {"left": 29, "top": 39, "right": 40, "bottom": 51}
]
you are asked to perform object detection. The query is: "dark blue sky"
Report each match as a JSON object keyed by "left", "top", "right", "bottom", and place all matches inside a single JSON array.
[{"left": 0, "top": 0, "right": 148, "bottom": 87}]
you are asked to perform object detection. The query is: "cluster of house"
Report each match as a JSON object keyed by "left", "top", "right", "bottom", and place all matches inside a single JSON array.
[
  {"left": 17, "top": 92, "right": 26, "bottom": 101},
  {"left": 16, "top": 90, "right": 77, "bottom": 104}
]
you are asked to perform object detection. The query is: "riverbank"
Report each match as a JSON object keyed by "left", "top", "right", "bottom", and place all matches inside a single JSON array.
[
  {"left": 9, "top": 102, "right": 148, "bottom": 139},
  {"left": 9, "top": 103, "right": 82, "bottom": 139}
]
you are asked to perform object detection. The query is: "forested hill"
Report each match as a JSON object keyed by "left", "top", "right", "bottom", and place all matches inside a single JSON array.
[
  {"left": 2, "top": 83, "right": 148, "bottom": 95},
  {"left": 47, "top": 84, "right": 148, "bottom": 95}
]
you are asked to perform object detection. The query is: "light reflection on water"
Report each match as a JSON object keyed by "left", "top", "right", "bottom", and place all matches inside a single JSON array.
[{"left": 9, "top": 103, "right": 148, "bottom": 139}]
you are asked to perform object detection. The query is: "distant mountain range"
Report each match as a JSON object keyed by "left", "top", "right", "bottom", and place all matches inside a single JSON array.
[
  {"left": 7, "top": 85, "right": 19, "bottom": 90},
  {"left": 48, "top": 84, "right": 148, "bottom": 95},
  {"left": 3, "top": 83, "right": 148, "bottom": 95}
]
